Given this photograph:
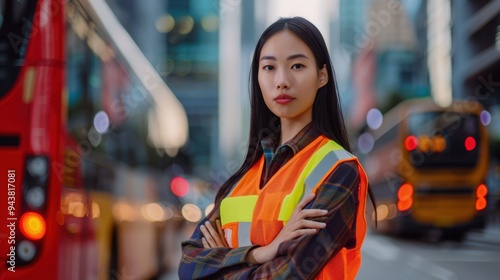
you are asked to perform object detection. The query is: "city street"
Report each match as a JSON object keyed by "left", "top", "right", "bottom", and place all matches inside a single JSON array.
[
  {"left": 162, "top": 213, "right": 500, "bottom": 280},
  {"left": 2, "top": 1, "right": 499, "bottom": 279},
  {"left": 358, "top": 221, "right": 500, "bottom": 280}
]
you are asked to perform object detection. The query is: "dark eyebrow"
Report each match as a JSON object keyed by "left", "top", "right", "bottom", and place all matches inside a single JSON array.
[
  {"left": 260, "top": 54, "right": 309, "bottom": 61},
  {"left": 288, "top": 54, "right": 309, "bottom": 60},
  {"left": 260, "top": 55, "right": 276, "bottom": 61}
]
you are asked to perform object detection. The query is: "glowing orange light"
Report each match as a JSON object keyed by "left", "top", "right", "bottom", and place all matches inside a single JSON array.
[
  {"left": 397, "top": 183, "right": 414, "bottom": 201},
  {"left": 475, "top": 197, "right": 487, "bottom": 211},
  {"left": 20, "top": 212, "right": 46, "bottom": 240},
  {"left": 397, "top": 183, "right": 413, "bottom": 211},
  {"left": 433, "top": 135, "right": 446, "bottom": 152},
  {"left": 171, "top": 176, "right": 189, "bottom": 197},
  {"left": 476, "top": 184, "right": 488, "bottom": 198},
  {"left": 418, "top": 135, "right": 433, "bottom": 153},
  {"left": 465, "top": 136, "right": 476, "bottom": 151},
  {"left": 404, "top": 135, "right": 418, "bottom": 151},
  {"left": 397, "top": 198, "right": 413, "bottom": 211}
]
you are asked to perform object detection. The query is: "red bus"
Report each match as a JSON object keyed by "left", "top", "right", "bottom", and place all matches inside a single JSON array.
[{"left": 0, "top": 0, "right": 188, "bottom": 279}]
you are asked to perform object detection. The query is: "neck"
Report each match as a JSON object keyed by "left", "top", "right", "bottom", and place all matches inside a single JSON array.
[{"left": 279, "top": 118, "right": 311, "bottom": 145}]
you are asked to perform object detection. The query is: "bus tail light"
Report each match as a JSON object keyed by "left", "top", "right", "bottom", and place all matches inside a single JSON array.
[
  {"left": 17, "top": 240, "right": 37, "bottom": 262},
  {"left": 20, "top": 212, "right": 47, "bottom": 240},
  {"left": 15, "top": 155, "right": 50, "bottom": 266},
  {"left": 26, "top": 156, "right": 49, "bottom": 177},
  {"left": 404, "top": 135, "right": 418, "bottom": 151},
  {"left": 465, "top": 136, "right": 476, "bottom": 151},
  {"left": 397, "top": 183, "right": 414, "bottom": 211},
  {"left": 475, "top": 184, "right": 487, "bottom": 211},
  {"left": 25, "top": 186, "right": 46, "bottom": 209},
  {"left": 24, "top": 156, "right": 49, "bottom": 211}
]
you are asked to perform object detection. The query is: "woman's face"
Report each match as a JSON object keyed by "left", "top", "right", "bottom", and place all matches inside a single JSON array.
[{"left": 258, "top": 30, "right": 328, "bottom": 125}]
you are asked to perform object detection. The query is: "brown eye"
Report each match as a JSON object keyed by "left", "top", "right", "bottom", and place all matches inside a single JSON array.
[
  {"left": 291, "top": 64, "right": 304, "bottom": 70},
  {"left": 262, "top": 65, "right": 275, "bottom": 71}
]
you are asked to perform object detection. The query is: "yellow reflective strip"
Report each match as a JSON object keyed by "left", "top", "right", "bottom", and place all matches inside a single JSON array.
[
  {"left": 278, "top": 140, "right": 345, "bottom": 221},
  {"left": 220, "top": 195, "right": 258, "bottom": 225}
]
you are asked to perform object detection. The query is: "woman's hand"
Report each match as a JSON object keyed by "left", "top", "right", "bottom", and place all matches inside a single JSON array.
[
  {"left": 272, "top": 193, "right": 328, "bottom": 244},
  {"left": 200, "top": 219, "right": 229, "bottom": 248},
  {"left": 246, "top": 193, "right": 328, "bottom": 264}
]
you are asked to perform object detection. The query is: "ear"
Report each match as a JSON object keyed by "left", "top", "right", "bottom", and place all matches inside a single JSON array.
[{"left": 318, "top": 64, "right": 329, "bottom": 88}]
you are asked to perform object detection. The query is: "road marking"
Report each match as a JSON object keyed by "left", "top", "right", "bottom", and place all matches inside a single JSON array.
[
  {"left": 424, "top": 249, "right": 499, "bottom": 263},
  {"left": 408, "top": 255, "right": 457, "bottom": 280}
]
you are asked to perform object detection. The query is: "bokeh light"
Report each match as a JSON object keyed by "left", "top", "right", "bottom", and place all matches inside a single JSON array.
[
  {"left": 171, "top": 176, "right": 189, "bottom": 197},
  {"left": 358, "top": 132, "right": 374, "bottom": 154},
  {"left": 480, "top": 110, "right": 491, "bottom": 126},
  {"left": 93, "top": 110, "right": 110, "bottom": 134},
  {"left": 465, "top": 136, "right": 476, "bottom": 151},
  {"left": 182, "top": 204, "right": 202, "bottom": 223},
  {"left": 366, "top": 108, "right": 383, "bottom": 130}
]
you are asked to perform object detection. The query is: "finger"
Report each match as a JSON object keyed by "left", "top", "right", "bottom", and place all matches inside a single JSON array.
[
  {"left": 205, "top": 221, "right": 225, "bottom": 247},
  {"left": 200, "top": 224, "right": 210, "bottom": 238},
  {"left": 297, "top": 219, "right": 327, "bottom": 229},
  {"left": 290, "top": 193, "right": 316, "bottom": 218},
  {"left": 284, "top": 228, "right": 319, "bottom": 241},
  {"left": 294, "top": 228, "right": 319, "bottom": 237},
  {"left": 216, "top": 219, "right": 229, "bottom": 247},
  {"left": 200, "top": 225, "right": 217, "bottom": 247},
  {"left": 298, "top": 209, "right": 329, "bottom": 219},
  {"left": 285, "top": 218, "right": 326, "bottom": 233},
  {"left": 296, "top": 193, "right": 316, "bottom": 210},
  {"left": 202, "top": 237, "right": 210, "bottom": 248}
]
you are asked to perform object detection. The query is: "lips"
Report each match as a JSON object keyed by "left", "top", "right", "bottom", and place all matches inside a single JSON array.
[{"left": 274, "top": 94, "right": 295, "bottom": 104}]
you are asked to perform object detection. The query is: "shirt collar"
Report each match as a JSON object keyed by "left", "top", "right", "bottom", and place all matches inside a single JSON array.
[{"left": 260, "top": 122, "right": 319, "bottom": 155}]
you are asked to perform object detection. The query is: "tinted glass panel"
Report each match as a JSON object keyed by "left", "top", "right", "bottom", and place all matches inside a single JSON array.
[
  {"left": 0, "top": 0, "right": 37, "bottom": 98},
  {"left": 0, "top": 1, "right": 5, "bottom": 28},
  {"left": 407, "top": 112, "right": 480, "bottom": 168}
]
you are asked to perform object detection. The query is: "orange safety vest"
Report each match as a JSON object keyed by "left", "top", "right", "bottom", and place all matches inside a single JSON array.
[{"left": 220, "top": 135, "right": 368, "bottom": 280}]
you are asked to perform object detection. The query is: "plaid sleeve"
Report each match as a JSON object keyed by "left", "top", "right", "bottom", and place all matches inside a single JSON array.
[{"left": 178, "top": 217, "right": 259, "bottom": 279}]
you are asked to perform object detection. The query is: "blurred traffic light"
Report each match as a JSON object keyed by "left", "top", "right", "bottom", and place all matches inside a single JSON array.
[{"left": 171, "top": 176, "right": 189, "bottom": 197}]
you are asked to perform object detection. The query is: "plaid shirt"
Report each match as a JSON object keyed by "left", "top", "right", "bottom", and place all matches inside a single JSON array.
[{"left": 179, "top": 123, "right": 360, "bottom": 279}]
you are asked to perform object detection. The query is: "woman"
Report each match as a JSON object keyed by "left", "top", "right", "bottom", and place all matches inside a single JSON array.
[{"left": 179, "top": 17, "right": 374, "bottom": 280}]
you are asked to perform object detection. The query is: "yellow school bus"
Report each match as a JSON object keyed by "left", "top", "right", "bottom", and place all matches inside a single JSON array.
[{"left": 358, "top": 98, "right": 489, "bottom": 240}]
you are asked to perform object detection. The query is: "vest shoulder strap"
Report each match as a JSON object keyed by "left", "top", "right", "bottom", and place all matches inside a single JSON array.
[{"left": 278, "top": 140, "right": 356, "bottom": 221}]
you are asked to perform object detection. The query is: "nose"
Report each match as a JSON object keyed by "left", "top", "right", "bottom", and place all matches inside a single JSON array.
[{"left": 275, "top": 69, "right": 291, "bottom": 90}]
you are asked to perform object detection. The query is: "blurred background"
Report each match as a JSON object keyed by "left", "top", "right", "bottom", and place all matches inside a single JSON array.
[{"left": 0, "top": 0, "right": 499, "bottom": 279}]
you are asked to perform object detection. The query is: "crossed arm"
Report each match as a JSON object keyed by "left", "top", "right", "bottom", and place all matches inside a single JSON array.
[{"left": 178, "top": 161, "right": 360, "bottom": 279}]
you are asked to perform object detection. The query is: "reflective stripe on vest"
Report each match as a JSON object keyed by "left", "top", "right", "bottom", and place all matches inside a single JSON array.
[
  {"left": 220, "top": 140, "right": 355, "bottom": 247},
  {"left": 220, "top": 195, "right": 257, "bottom": 247},
  {"left": 278, "top": 140, "right": 352, "bottom": 221}
]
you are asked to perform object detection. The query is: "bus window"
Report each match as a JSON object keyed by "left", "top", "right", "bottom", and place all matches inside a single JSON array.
[
  {"left": 0, "top": 0, "right": 36, "bottom": 98},
  {"left": 0, "top": 1, "right": 4, "bottom": 27},
  {"left": 66, "top": 14, "right": 131, "bottom": 140},
  {"left": 407, "top": 112, "right": 480, "bottom": 168}
]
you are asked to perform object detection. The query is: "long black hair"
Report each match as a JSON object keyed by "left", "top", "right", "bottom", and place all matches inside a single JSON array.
[{"left": 214, "top": 17, "right": 376, "bottom": 219}]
